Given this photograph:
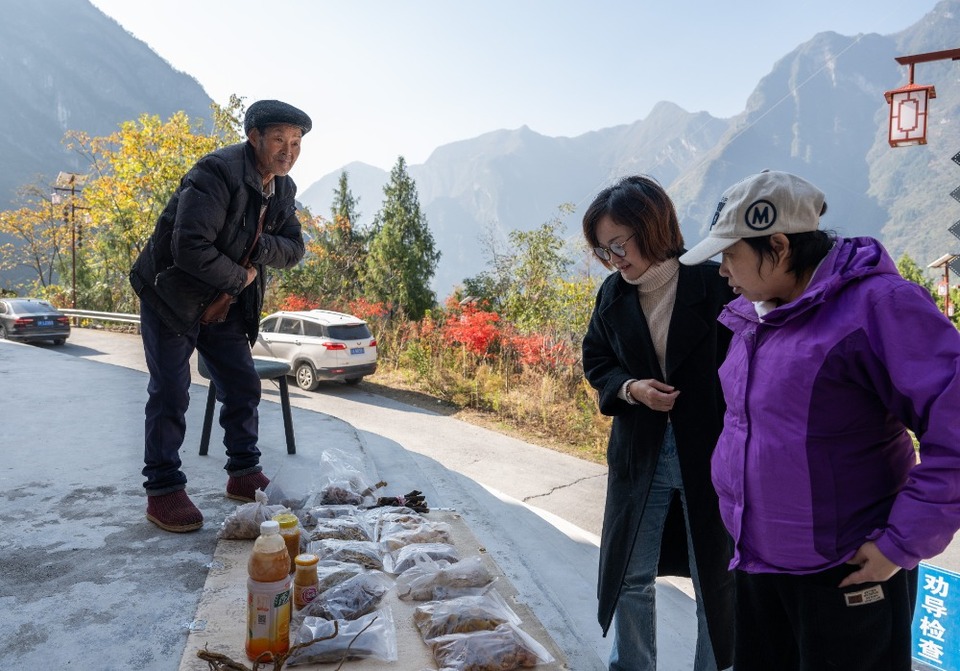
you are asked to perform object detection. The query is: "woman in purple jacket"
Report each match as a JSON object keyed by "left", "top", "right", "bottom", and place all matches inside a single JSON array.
[{"left": 680, "top": 170, "right": 960, "bottom": 670}]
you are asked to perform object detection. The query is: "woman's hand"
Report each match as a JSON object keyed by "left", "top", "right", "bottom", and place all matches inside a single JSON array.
[
  {"left": 628, "top": 379, "right": 680, "bottom": 412},
  {"left": 838, "top": 541, "right": 901, "bottom": 587}
]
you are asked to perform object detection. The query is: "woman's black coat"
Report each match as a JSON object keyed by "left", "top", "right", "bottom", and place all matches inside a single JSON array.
[{"left": 582, "top": 261, "right": 735, "bottom": 667}]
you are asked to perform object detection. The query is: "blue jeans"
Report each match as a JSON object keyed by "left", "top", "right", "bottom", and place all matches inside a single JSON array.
[
  {"left": 609, "top": 424, "right": 717, "bottom": 671},
  {"left": 140, "top": 299, "right": 262, "bottom": 494}
]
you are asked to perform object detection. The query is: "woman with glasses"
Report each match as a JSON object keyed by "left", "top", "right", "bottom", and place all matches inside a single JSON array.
[{"left": 582, "top": 175, "right": 735, "bottom": 670}]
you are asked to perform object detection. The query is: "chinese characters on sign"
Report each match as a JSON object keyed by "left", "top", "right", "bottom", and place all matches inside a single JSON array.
[{"left": 913, "top": 563, "right": 960, "bottom": 670}]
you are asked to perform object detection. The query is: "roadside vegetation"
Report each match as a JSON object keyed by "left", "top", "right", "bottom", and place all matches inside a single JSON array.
[{"left": 1, "top": 99, "right": 956, "bottom": 465}]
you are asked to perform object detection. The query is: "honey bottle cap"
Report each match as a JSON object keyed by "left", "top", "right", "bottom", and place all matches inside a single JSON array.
[
  {"left": 294, "top": 553, "right": 319, "bottom": 567},
  {"left": 273, "top": 512, "right": 298, "bottom": 529}
]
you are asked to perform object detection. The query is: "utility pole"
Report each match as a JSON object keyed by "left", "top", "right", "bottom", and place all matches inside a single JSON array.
[{"left": 52, "top": 171, "right": 86, "bottom": 310}]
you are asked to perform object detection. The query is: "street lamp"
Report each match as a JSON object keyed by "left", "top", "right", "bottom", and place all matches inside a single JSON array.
[
  {"left": 884, "top": 48, "right": 960, "bottom": 147},
  {"left": 928, "top": 253, "right": 957, "bottom": 318},
  {"left": 52, "top": 171, "right": 87, "bottom": 309}
]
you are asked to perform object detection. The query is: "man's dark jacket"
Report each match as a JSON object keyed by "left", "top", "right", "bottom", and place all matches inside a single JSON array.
[
  {"left": 582, "top": 261, "right": 735, "bottom": 667},
  {"left": 130, "top": 142, "right": 305, "bottom": 344}
]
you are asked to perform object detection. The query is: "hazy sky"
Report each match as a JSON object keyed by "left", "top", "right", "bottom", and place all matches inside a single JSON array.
[{"left": 89, "top": 0, "right": 937, "bottom": 187}]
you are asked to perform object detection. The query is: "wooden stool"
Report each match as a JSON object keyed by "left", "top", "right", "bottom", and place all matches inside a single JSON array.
[{"left": 197, "top": 355, "right": 296, "bottom": 455}]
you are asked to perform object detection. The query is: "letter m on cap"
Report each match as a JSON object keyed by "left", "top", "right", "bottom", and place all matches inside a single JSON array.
[{"left": 745, "top": 200, "right": 777, "bottom": 231}]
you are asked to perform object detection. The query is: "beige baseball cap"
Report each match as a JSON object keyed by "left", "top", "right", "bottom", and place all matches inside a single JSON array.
[{"left": 679, "top": 170, "right": 826, "bottom": 265}]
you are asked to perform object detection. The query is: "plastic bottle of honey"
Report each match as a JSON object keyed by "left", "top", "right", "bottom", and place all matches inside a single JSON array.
[
  {"left": 245, "top": 520, "right": 291, "bottom": 662},
  {"left": 272, "top": 512, "right": 300, "bottom": 574},
  {"left": 293, "top": 553, "right": 320, "bottom": 609}
]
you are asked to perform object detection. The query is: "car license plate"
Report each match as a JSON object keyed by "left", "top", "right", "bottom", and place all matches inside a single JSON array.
[
  {"left": 37, "top": 320, "right": 54, "bottom": 326},
  {"left": 350, "top": 347, "right": 364, "bottom": 355}
]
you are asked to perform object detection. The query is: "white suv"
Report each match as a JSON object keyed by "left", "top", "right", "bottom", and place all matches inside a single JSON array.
[{"left": 252, "top": 310, "right": 378, "bottom": 390}]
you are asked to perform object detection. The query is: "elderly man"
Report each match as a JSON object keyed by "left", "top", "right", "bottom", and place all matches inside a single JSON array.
[{"left": 130, "top": 100, "right": 310, "bottom": 532}]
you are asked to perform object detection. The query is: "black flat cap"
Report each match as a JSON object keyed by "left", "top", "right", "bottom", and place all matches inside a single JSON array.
[{"left": 244, "top": 100, "right": 312, "bottom": 135}]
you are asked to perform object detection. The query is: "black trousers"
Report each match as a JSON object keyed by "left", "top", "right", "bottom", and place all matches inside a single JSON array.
[
  {"left": 140, "top": 299, "right": 261, "bottom": 493},
  {"left": 734, "top": 564, "right": 918, "bottom": 671}
]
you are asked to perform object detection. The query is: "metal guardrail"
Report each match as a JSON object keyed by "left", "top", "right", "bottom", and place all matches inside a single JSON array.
[{"left": 60, "top": 308, "right": 141, "bottom": 326}]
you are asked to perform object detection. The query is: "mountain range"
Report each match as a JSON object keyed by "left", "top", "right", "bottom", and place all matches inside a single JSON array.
[{"left": 3, "top": 0, "right": 959, "bottom": 297}]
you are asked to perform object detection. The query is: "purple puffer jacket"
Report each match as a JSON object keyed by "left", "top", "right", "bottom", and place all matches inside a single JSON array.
[{"left": 714, "top": 236, "right": 960, "bottom": 574}]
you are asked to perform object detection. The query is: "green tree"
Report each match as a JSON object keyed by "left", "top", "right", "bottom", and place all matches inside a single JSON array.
[
  {"left": 66, "top": 112, "right": 220, "bottom": 311},
  {"left": 897, "top": 253, "right": 933, "bottom": 292},
  {"left": 364, "top": 157, "right": 440, "bottom": 319},
  {"left": 274, "top": 172, "right": 367, "bottom": 308}
]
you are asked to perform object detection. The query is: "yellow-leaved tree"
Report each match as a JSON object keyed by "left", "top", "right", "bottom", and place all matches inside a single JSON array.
[
  {"left": 67, "top": 112, "right": 221, "bottom": 311},
  {"left": 0, "top": 185, "right": 73, "bottom": 299},
  {"left": 0, "top": 96, "right": 248, "bottom": 309}
]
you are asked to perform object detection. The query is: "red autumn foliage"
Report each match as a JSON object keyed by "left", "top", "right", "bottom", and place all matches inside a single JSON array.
[
  {"left": 346, "top": 297, "right": 390, "bottom": 321},
  {"left": 441, "top": 302, "right": 501, "bottom": 356},
  {"left": 278, "top": 294, "right": 315, "bottom": 312},
  {"left": 505, "top": 332, "right": 576, "bottom": 368}
]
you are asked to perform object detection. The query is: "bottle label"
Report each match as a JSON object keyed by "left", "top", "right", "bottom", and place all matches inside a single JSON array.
[
  {"left": 246, "top": 581, "right": 291, "bottom": 661},
  {"left": 294, "top": 584, "right": 318, "bottom": 609}
]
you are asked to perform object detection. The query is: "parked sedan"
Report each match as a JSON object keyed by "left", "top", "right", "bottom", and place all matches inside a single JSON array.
[
  {"left": 252, "top": 309, "right": 378, "bottom": 390},
  {"left": 0, "top": 298, "right": 71, "bottom": 345}
]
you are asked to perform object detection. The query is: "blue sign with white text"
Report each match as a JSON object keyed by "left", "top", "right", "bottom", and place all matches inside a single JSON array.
[{"left": 913, "top": 563, "right": 960, "bottom": 670}]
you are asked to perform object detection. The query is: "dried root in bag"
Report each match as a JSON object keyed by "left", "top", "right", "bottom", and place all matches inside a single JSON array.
[
  {"left": 413, "top": 589, "right": 521, "bottom": 642},
  {"left": 385, "top": 541, "right": 460, "bottom": 575},
  {"left": 217, "top": 490, "right": 292, "bottom": 540},
  {"left": 286, "top": 608, "right": 398, "bottom": 666},
  {"left": 430, "top": 622, "right": 555, "bottom": 671},
  {"left": 397, "top": 555, "right": 495, "bottom": 601},
  {"left": 374, "top": 488, "right": 429, "bottom": 513}
]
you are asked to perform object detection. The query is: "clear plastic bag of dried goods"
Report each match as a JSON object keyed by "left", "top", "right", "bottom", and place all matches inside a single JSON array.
[
  {"left": 316, "top": 449, "right": 384, "bottom": 506},
  {"left": 397, "top": 555, "right": 494, "bottom": 601},
  {"left": 307, "top": 538, "right": 385, "bottom": 571},
  {"left": 286, "top": 608, "right": 397, "bottom": 666},
  {"left": 358, "top": 506, "right": 427, "bottom": 542},
  {"left": 305, "top": 516, "right": 371, "bottom": 543},
  {"left": 430, "top": 622, "right": 555, "bottom": 671},
  {"left": 217, "top": 490, "right": 291, "bottom": 539},
  {"left": 292, "top": 570, "right": 392, "bottom": 625},
  {"left": 413, "top": 588, "right": 521, "bottom": 643},
  {"left": 384, "top": 541, "right": 460, "bottom": 574},
  {"left": 378, "top": 518, "right": 452, "bottom": 551}
]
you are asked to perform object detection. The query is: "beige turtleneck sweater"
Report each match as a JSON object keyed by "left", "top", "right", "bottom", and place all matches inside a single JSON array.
[{"left": 619, "top": 257, "right": 680, "bottom": 403}]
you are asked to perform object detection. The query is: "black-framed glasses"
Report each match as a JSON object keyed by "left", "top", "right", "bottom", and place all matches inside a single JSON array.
[{"left": 594, "top": 233, "right": 636, "bottom": 262}]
